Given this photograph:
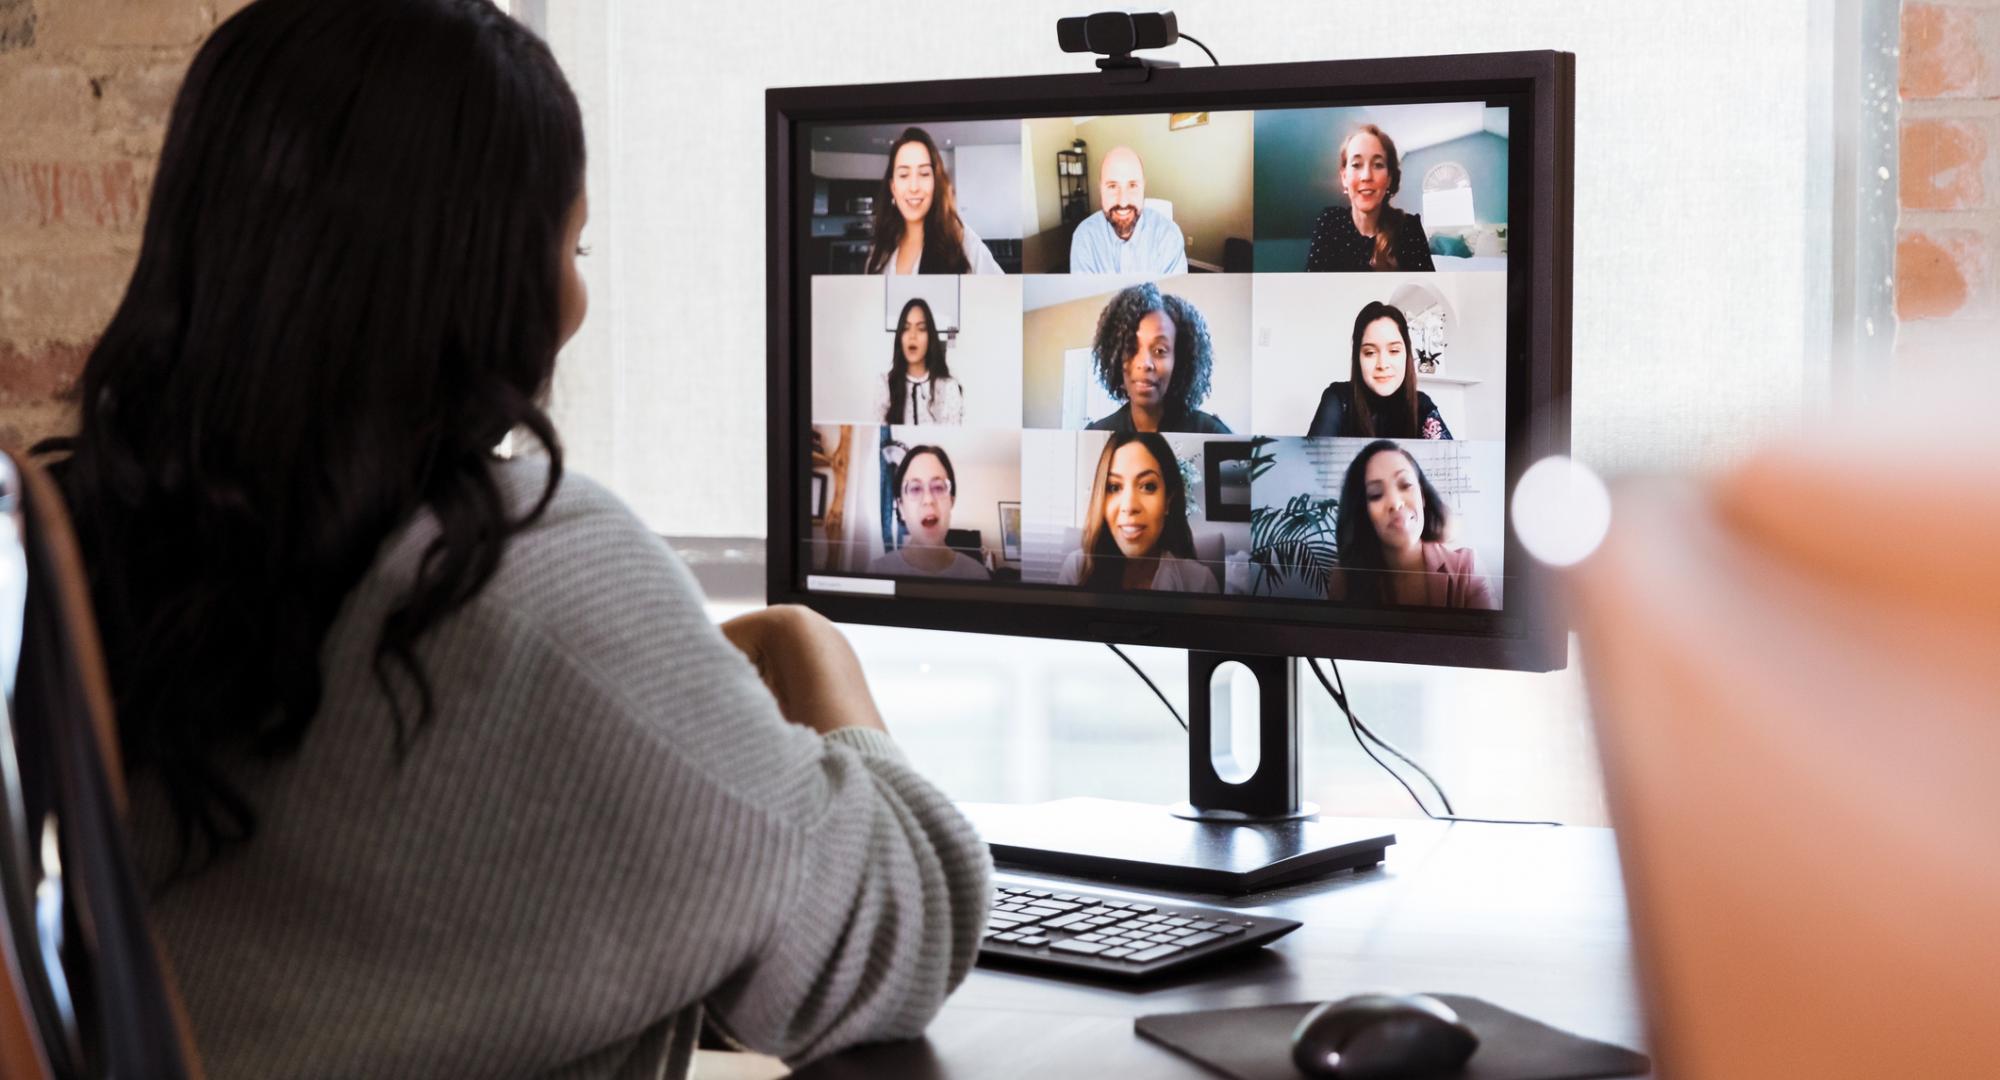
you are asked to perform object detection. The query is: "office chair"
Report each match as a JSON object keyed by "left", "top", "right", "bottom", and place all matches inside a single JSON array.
[{"left": 0, "top": 449, "right": 203, "bottom": 1080}]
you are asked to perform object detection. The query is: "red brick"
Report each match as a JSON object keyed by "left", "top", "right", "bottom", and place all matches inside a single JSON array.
[
  {"left": 36, "top": 0, "right": 212, "bottom": 49},
  {"left": 0, "top": 0, "right": 34, "bottom": 55},
  {"left": 1901, "top": 119, "right": 1989, "bottom": 211},
  {"left": 0, "top": 338, "right": 90, "bottom": 407},
  {"left": 0, "top": 401, "right": 78, "bottom": 454},
  {"left": 1896, "top": 231, "right": 1985, "bottom": 321},
  {"left": 0, "top": 161, "right": 146, "bottom": 228},
  {"left": 1902, "top": 4, "right": 1987, "bottom": 100},
  {"left": 0, "top": 248, "right": 138, "bottom": 341}
]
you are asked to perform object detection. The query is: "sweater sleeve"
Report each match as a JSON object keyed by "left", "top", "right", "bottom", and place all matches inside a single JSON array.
[{"left": 488, "top": 473, "right": 992, "bottom": 1067}]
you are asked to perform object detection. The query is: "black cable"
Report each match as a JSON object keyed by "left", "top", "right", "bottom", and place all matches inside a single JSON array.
[
  {"left": 1307, "top": 658, "right": 1563, "bottom": 827},
  {"left": 1177, "top": 32, "right": 1219, "bottom": 66},
  {"left": 1325, "top": 659, "right": 1455, "bottom": 815},
  {"left": 1106, "top": 643, "right": 1186, "bottom": 731}
]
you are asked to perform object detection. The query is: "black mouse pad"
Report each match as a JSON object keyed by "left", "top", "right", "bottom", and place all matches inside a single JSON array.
[{"left": 1135, "top": 994, "right": 1651, "bottom": 1080}]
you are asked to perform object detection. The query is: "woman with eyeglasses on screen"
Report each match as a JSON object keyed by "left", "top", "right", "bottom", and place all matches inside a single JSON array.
[
  {"left": 1305, "top": 123, "right": 1436, "bottom": 273},
  {"left": 35, "top": 2, "right": 990, "bottom": 1077},
  {"left": 864, "top": 126, "right": 1003, "bottom": 276},
  {"left": 1057, "top": 431, "right": 1218, "bottom": 593},
  {"left": 1307, "top": 301, "right": 1454, "bottom": 439},
  {"left": 1327, "top": 441, "right": 1496, "bottom": 609},
  {"left": 869, "top": 445, "right": 990, "bottom": 579},
  {"left": 873, "top": 298, "right": 965, "bottom": 425}
]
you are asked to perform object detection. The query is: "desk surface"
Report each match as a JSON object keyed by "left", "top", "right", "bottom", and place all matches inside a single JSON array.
[{"left": 793, "top": 819, "right": 1647, "bottom": 1079}]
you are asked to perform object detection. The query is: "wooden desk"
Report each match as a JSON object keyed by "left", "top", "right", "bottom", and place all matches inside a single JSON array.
[{"left": 792, "top": 820, "right": 1647, "bottom": 1079}]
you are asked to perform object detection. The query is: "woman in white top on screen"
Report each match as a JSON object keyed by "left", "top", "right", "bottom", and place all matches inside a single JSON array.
[
  {"left": 864, "top": 127, "right": 1003, "bottom": 276},
  {"left": 869, "top": 445, "right": 990, "bottom": 580},
  {"left": 1057, "top": 431, "right": 1218, "bottom": 594},
  {"left": 872, "top": 297, "right": 964, "bottom": 425}
]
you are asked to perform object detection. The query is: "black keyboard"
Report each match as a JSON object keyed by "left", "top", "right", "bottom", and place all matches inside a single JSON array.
[{"left": 978, "top": 878, "right": 1301, "bottom": 979}]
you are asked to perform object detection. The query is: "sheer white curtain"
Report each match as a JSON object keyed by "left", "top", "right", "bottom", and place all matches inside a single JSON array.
[{"left": 532, "top": 1, "right": 1837, "bottom": 826}]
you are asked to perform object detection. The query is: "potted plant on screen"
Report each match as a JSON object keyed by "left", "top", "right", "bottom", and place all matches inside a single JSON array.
[{"left": 1246, "top": 437, "right": 1340, "bottom": 596}]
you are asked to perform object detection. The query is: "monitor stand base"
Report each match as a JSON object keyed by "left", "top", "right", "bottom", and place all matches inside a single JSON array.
[{"left": 958, "top": 797, "right": 1395, "bottom": 895}]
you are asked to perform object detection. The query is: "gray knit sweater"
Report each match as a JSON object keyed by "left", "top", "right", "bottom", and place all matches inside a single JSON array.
[{"left": 127, "top": 459, "right": 993, "bottom": 1078}]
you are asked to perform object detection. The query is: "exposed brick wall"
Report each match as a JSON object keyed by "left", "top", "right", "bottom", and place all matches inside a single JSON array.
[
  {"left": 1898, "top": 1, "right": 2000, "bottom": 362},
  {"left": 0, "top": 0, "right": 249, "bottom": 450}
]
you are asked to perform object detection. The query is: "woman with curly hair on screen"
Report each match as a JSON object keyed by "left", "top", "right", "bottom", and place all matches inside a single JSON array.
[
  {"left": 1084, "top": 282, "right": 1232, "bottom": 434},
  {"left": 1057, "top": 431, "right": 1219, "bottom": 594}
]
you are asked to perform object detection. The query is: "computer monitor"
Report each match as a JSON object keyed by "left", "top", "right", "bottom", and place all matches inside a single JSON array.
[{"left": 767, "top": 51, "right": 1574, "bottom": 888}]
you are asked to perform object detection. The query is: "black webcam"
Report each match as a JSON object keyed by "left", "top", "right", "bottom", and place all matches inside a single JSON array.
[{"left": 1057, "top": 11, "right": 1180, "bottom": 81}]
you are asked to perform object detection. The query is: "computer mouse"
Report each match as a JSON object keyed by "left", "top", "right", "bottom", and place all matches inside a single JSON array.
[{"left": 1289, "top": 992, "right": 1480, "bottom": 1078}]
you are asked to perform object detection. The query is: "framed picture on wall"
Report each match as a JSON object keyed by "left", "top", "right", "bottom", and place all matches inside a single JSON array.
[
  {"left": 811, "top": 471, "right": 829, "bottom": 523},
  {"left": 997, "top": 501, "right": 1022, "bottom": 562},
  {"left": 1204, "top": 442, "right": 1253, "bottom": 523}
]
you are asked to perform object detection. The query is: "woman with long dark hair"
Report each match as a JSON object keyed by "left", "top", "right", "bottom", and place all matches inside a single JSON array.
[
  {"left": 1305, "top": 124, "right": 1437, "bottom": 273},
  {"left": 37, "top": 2, "right": 988, "bottom": 1076},
  {"left": 1328, "top": 441, "right": 1495, "bottom": 608},
  {"left": 1306, "top": 301, "right": 1454, "bottom": 439},
  {"left": 1057, "top": 432, "right": 1217, "bottom": 593},
  {"left": 863, "top": 126, "right": 1003, "bottom": 275},
  {"left": 874, "top": 297, "right": 964, "bottom": 424}
]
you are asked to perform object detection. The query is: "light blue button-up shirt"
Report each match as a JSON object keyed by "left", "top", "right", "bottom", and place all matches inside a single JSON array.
[{"left": 1068, "top": 209, "right": 1188, "bottom": 275}]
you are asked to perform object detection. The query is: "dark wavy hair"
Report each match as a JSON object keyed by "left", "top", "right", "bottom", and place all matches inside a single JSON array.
[
  {"left": 1334, "top": 440, "right": 1448, "bottom": 605},
  {"left": 34, "top": 0, "right": 584, "bottom": 873},
  {"left": 1340, "top": 124, "right": 1418, "bottom": 271},
  {"left": 1345, "top": 301, "right": 1421, "bottom": 438},
  {"left": 884, "top": 297, "right": 950, "bottom": 424},
  {"left": 864, "top": 127, "right": 971, "bottom": 274},
  {"left": 1091, "top": 283, "right": 1214, "bottom": 418},
  {"left": 1075, "top": 431, "right": 1196, "bottom": 591}
]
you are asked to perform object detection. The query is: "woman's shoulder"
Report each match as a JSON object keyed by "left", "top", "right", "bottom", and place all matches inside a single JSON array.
[
  {"left": 1311, "top": 205, "right": 1349, "bottom": 231},
  {"left": 1157, "top": 553, "right": 1219, "bottom": 593},
  {"left": 1056, "top": 548, "right": 1085, "bottom": 584},
  {"left": 1424, "top": 541, "right": 1478, "bottom": 575}
]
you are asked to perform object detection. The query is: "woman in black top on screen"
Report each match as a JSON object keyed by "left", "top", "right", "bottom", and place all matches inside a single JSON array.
[
  {"left": 1307, "top": 301, "right": 1454, "bottom": 439},
  {"left": 1084, "top": 282, "right": 1232, "bottom": 434},
  {"left": 1305, "top": 124, "right": 1436, "bottom": 273}
]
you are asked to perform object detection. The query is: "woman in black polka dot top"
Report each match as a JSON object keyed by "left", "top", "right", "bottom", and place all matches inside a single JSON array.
[{"left": 1305, "top": 123, "right": 1436, "bottom": 273}]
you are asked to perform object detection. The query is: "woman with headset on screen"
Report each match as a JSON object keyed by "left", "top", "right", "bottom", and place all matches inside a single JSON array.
[
  {"left": 873, "top": 297, "right": 964, "bottom": 425},
  {"left": 869, "top": 445, "right": 990, "bottom": 579},
  {"left": 1328, "top": 440, "right": 1496, "bottom": 609},
  {"left": 1305, "top": 123, "right": 1436, "bottom": 273},
  {"left": 1057, "top": 431, "right": 1219, "bottom": 594},
  {"left": 35, "top": 2, "right": 990, "bottom": 1076},
  {"left": 865, "top": 127, "right": 1003, "bottom": 276},
  {"left": 1307, "top": 301, "right": 1454, "bottom": 439}
]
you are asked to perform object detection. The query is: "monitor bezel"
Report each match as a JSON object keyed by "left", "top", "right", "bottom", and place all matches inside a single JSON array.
[{"left": 766, "top": 50, "right": 1574, "bottom": 672}]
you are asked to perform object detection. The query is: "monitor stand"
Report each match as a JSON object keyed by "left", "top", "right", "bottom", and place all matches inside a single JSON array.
[{"left": 958, "top": 651, "right": 1395, "bottom": 895}]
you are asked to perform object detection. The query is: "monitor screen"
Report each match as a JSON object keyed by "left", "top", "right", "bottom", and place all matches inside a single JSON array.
[{"left": 768, "top": 54, "right": 1572, "bottom": 671}]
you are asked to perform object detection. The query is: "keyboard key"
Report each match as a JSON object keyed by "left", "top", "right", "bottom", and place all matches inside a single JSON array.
[
  {"left": 1101, "top": 947, "right": 1134, "bottom": 959},
  {"left": 995, "top": 932, "right": 1027, "bottom": 943},
  {"left": 1018, "top": 906, "right": 1063, "bottom": 919},
  {"left": 1127, "top": 943, "right": 1186, "bottom": 963},
  {"left": 1215, "top": 924, "right": 1248, "bottom": 936},
  {"left": 1051, "top": 940, "right": 1110, "bottom": 956},
  {"left": 1073, "top": 933, "right": 1106, "bottom": 943},
  {"left": 1186, "top": 921, "right": 1218, "bottom": 932},
  {"left": 1124, "top": 905, "right": 1156, "bottom": 914},
  {"left": 1019, "top": 889, "right": 1052, "bottom": 898},
  {"left": 1041, "top": 901, "right": 1083, "bottom": 913},
  {"left": 1051, "top": 894, "right": 1080, "bottom": 902},
  {"left": 1017, "top": 935, "right": 1050, "bottom": 947},
  {"left": 1180, "top": 931, "right": 1223, "bottom": 947},
  {"left": 1164, "top": 918, "right": 1195, "bottom": 928},
  {"left": 1043, "top": 915, "right": 1088, "bottom": 930}
]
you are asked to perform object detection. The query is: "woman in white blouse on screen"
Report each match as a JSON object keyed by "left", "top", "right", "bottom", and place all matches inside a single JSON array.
[
  {"left": 863, "top": 126, "right": 1002, "bottom": 276},
  {"left": 873, "top": 297, "right": 965, "bottom": 425}
]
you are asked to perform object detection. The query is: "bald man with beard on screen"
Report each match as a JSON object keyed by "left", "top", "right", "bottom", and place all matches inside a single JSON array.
[{"left": 1069, "top": 146, "right": 1189, "bottom": 275}]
